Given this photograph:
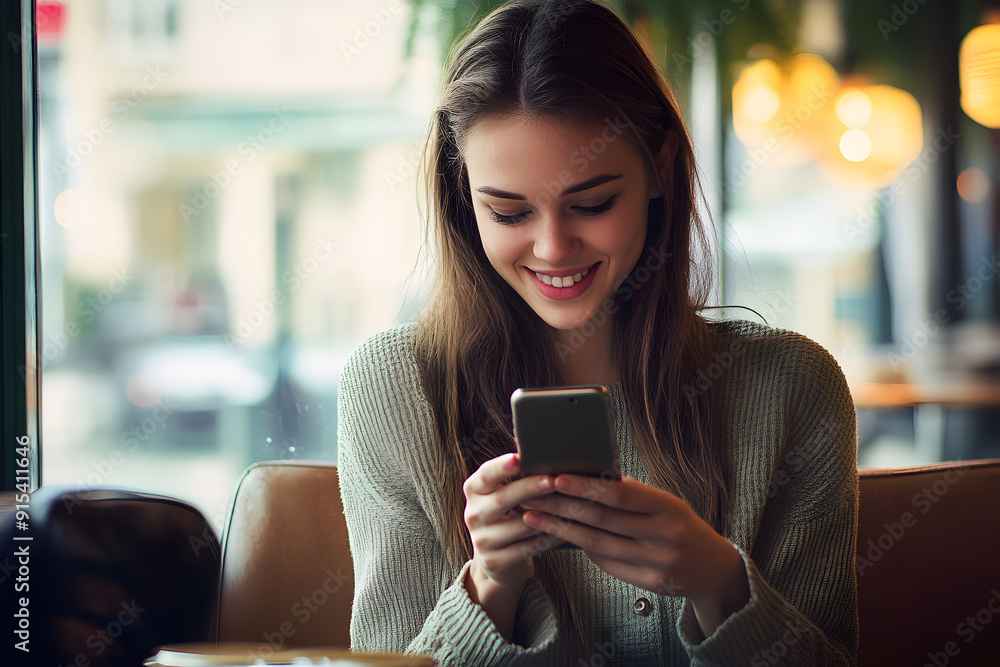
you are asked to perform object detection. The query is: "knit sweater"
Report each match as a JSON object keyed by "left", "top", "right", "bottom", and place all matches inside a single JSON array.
[{"left": 336, "top": 319, "right": 859, "bottom": 666}]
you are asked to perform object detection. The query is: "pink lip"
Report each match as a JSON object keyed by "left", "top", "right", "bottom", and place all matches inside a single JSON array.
[
  {"left": 524, "top": 262, "right": 600, "bottom": 301},
  {"left": 527, "top": 262, "right": 600, "bottom": 278}
]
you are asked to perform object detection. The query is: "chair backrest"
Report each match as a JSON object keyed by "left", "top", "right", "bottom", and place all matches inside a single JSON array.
[
  {"left": 857, "top": 457, "right": 1000, "bottom": 667},
  {"left": 217, "top": 457, "right": 1000, "bottom": 664},
  {"left": 216, "top": 461, "right": 354, "bottom": 653},
  {"left": 0, "top": 486, "right": 220, "bottom": 667}
]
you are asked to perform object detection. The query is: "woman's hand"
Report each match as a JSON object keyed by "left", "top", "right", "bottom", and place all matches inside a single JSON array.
[
  {"left": 461, "top": 452, "right": 562, "bottom": 642},
  {"left": 519, "top": 474, "right": 751, "bottom": 638}
]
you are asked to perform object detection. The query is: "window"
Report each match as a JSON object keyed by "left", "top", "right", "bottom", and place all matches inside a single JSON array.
[{"left": 33, "top": 0, "right": 440, "bottom": 533}]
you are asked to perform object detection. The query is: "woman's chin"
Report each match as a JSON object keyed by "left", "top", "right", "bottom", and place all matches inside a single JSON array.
[{"left": 536, "top": 309, "right": 606, "bottom": 333}]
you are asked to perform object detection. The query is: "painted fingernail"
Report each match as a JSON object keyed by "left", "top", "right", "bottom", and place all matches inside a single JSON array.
[
  {"left": 503, "top": 453, "right": 518, "bottom": 470},
  {"left": 538, "top": 477, "right": 551, "bottom": 489}
]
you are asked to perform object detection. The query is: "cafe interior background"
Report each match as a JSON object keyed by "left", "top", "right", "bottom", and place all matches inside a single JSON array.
[{"left": 35, "top": 0, "right": 1000, "bottom": 537}]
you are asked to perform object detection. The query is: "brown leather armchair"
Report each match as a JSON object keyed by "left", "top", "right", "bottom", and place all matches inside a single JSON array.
[
  {"left": 216, "top": 461, "right": 354, "bottom": 657},
  {"left": 857, "top": 457, "right": 1000, "bottom": 666},
  {"left": 217, "top": 458, "right": 1000, "bottom": 665}
]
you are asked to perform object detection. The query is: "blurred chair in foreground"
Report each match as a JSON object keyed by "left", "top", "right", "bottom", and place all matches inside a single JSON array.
[{"left": 0, "top": 487, "right": 220, "bottom": 667}]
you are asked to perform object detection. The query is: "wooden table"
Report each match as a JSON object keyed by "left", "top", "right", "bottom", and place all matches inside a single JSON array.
[
  {"left": 145, "top": 643, "right": 433, "bottom": 666},
  {"left": 851, "top": 381, "right": 1000, "bottom": 461}
]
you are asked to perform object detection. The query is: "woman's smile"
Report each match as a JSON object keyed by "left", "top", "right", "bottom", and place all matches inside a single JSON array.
[{"left": 523, "top": 261, "right": 601, "bottom": 300}]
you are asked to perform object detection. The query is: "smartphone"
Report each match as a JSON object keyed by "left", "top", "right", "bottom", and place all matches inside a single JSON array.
[{"left": 510, "top": 385, "right": 621, "bottom": 550}]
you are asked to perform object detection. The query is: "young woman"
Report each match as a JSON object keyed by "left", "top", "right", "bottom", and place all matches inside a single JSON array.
[{"left": 336, "top": 0, "right": 859, "bottom": 664}]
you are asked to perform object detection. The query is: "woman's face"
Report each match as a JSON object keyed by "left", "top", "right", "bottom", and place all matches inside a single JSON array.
[{"left": 463, "top": 115, "right": 664, "bottom": 331}]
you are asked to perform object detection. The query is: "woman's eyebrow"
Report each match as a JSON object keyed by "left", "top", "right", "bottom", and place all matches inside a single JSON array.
[{"left": 475, "top": 173, "right": 624, "bottom": 200}]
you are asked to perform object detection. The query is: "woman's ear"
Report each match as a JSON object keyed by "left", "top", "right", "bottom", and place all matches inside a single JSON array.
[{"left": 649, "top": 129, "right": 681, "bottom": 199}]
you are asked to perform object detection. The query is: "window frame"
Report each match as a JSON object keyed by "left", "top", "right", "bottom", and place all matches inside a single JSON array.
[{"left": 1, "top": 0, "right": 42, "bottom": 492}]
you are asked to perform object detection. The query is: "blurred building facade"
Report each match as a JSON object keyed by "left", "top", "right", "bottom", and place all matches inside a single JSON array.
[{"left": 40, "top": 0, "right": 438, "bottom": 530}]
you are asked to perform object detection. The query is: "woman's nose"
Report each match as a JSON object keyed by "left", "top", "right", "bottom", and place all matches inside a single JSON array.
[{"left": 531, "top": 213, "right": 581, "bottom": 266}]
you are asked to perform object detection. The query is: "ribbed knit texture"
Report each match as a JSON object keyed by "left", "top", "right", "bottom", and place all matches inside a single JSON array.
[{"left": 336, "top": 319, "right": 860, "bottom": 666}]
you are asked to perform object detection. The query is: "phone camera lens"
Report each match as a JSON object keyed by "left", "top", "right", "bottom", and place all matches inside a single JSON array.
[{"left": 569, "top": 397, "right": 577, "bottom": 404}]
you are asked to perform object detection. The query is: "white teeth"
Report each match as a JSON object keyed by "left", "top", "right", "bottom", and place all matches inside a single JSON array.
[
  {"left": 535, "top": 273, "right": 576, "bottom": 287},
  {"left": 533, "top": 265, "right": 594, "bottom": 288}
]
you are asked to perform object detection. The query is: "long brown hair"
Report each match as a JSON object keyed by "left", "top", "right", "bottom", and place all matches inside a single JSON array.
[{"left": 412, "top": 0, "right": 736, "bottom": 655}]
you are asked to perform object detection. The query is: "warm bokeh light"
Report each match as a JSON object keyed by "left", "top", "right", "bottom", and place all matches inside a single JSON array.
[
  {"left": 835, "top": 90, "right": 873, "bottom": 128},
  {"left": 733, "top": 59, "right": 783, "bottom": 128},
  {"left": 744, "top": 85, "right": 782, "bottom": 122},
  {"left": 818, "top": 85, "right": 923, "bottom": 188},
  {"left": 959, "top": 23, "right": 1000, "bottom": 128},
  {"left": 840, "top": 129, "right": 872, "bottom": 162},
  {"left": 957, "top": 167, "right": 991, "bottom": 203},
  {"left": 53, "top": 187, "right": 89, "bottom": 230},
  {"left": 732, "top": 52, "right": 925, "bottom": 189},
  {"left": 732, "top": 52, "right": 840, "bottom": 166}
]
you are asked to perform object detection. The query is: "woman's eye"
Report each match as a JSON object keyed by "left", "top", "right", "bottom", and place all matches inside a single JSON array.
[
  {"left": 486, "top": 194, "right": 618, "bottom": 225},
  {"left": 575, "top": 194, "right": 618, "bottom": 216},
  {"left": 488, "top": 208, "right": 528, "bottom": 225}
]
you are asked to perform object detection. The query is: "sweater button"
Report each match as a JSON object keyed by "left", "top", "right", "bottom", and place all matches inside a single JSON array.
[{"left": 634, "top": 597, "right": 652, "bottom": 616}]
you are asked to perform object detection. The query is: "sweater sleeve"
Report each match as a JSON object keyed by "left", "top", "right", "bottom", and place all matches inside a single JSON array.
[
  {"left": 335, "top": 327, "right": 561, "bottom": 666},
  {"left": 675, "top": 333, "right": 860, "bottom": 666}
]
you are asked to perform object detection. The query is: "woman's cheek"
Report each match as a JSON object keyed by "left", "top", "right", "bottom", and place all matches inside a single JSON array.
[
  {"left": 593, "top": 213, "right": 641, "bottom": 254},
  {"left": 477, "top": 225, "right": 518, "bottom": 279}
]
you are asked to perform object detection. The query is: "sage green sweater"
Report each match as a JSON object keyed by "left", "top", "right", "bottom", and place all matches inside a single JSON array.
[{"left": 336, "top": 319, "right": 859, "bottom": 665}]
